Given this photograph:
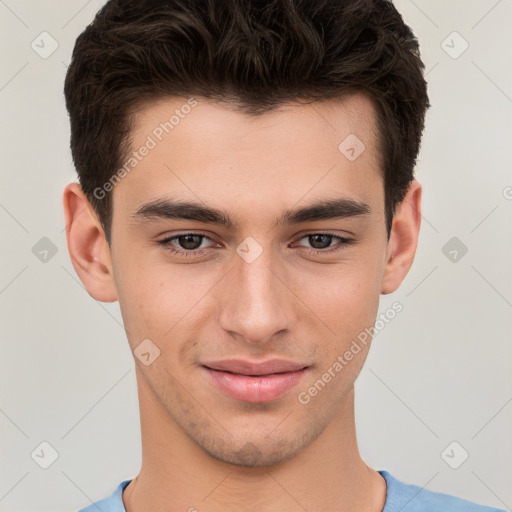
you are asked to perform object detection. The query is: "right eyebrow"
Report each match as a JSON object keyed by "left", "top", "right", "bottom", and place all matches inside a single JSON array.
[{"left": 131, "top": 198, "right": 236, "bottom": 228}]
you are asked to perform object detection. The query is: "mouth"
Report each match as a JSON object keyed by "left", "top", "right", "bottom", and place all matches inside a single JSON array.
[{"left": 201, "top": 359, "right": 310, "bottom": 403}]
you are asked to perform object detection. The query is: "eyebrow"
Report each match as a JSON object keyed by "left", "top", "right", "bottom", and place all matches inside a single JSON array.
[{"left": 131, "top": 196, "right": 371, "bottom": 228}]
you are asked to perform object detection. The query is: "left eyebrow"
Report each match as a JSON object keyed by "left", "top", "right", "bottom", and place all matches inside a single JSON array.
[
  {"left": 276, "top": 197, "right": 371, "bottom": 225},
  {"left": 131, "top": 196, "right": 371, "bottom": 228}
]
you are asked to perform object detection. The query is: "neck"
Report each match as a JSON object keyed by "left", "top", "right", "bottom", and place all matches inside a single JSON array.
[{"left": 123, "top": 373, "right": 386, "bottom": 512}]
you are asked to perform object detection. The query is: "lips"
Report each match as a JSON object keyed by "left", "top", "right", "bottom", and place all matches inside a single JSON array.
[
  {"left": 202, "top": 359, "right": 309, "bottom": 403},
  {"left": 203, "top": 358, "right": 308, "bottom": 376}
]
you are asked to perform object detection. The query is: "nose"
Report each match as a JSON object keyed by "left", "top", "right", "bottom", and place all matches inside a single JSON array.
[{"left": 217, "top": 246, "right": 295, "bottom": 346}]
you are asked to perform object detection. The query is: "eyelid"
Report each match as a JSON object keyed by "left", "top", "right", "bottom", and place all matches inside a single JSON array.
[
  {"left": 292, "top": 232, "right": 353, "bottom": 248},
  {"left": 158, "top": 231, "right": 218, "bottom": 251},
  {"left": 290, "top": 233, "right": 356, "bottom": 256}
]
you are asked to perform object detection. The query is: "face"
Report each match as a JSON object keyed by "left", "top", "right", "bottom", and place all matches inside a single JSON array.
[{"left": 70, "top": 92, "right": 419, "bottom": 467}]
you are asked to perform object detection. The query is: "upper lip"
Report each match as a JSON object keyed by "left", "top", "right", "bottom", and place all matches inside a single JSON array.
[{"left": 202, "top": 359, "right": 308, "bottom": 376}]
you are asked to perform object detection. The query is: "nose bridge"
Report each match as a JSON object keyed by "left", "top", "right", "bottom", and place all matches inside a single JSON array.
[{"left": 218, "top": 241, "right": 293, "bottom": 344}]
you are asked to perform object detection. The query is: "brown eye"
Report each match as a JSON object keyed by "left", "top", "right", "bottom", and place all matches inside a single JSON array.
[
  {"left": 175, "top": 234, "right": 204, "bottom": 250},
  {"left": 295, "top": 233, "right": 354, "bottom": 254},
  {"left": 157, "top": 233, "right": 215, "bottom": 258},
  {"left": 307, "top": 234, "right": 335, "bottom": 250}
]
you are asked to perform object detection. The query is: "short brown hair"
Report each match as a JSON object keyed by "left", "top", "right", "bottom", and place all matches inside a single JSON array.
[{"left": 64, "top": 0, "right": 430, "bottom": 245}]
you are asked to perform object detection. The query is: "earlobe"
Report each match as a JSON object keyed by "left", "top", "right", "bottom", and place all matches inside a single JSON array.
[
  {"left": 381, "top": 180, "right": 422, "bottom": 295},
  {"left": 63, "top": 182, "right": 118, "bottom": 302}
]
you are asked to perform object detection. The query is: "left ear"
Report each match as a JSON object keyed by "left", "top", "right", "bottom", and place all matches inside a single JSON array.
[{"left": 381, "top": 180, "right": 422, "bottom": 295}]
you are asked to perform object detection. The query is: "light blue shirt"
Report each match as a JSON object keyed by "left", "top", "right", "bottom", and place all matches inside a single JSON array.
[{"left": 78, "top": 470, "right": 506, "bottom": 511}]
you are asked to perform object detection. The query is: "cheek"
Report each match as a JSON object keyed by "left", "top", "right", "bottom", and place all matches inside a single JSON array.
[
  {"left": 113, "top": 256, "right": 216, "bottom": 347},
  {"left": 301, "top": 257, "right": 383, "bottom": 339}
]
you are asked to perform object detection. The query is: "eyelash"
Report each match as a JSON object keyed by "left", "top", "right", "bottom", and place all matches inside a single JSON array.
[{"left": 157, "top": 232, "right": 355, "bottom": 258}]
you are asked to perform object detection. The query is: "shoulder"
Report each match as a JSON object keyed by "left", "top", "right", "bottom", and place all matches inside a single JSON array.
[
  {"left": 77, "top": 479, "right": 132, "bottom": 512},
  {"left": 379, "top": 470, "right": 506, "bottom": 512}
]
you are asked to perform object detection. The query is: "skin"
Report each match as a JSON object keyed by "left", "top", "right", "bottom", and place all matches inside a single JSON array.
[{"left": 63, "top": 92, "right": 421, "bottom": 512}]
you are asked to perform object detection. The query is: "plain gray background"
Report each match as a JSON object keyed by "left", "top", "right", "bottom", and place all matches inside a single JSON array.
[{"left": 1, "top": 1, "right": 511, "bottom": 511}]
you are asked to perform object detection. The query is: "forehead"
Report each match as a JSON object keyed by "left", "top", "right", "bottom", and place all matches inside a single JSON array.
[
  {"left": 113, "top": 92, "right": 383, "bottom": 220},
  {"left": 129, "top": 92, "right": 379, "bottom": 154}
]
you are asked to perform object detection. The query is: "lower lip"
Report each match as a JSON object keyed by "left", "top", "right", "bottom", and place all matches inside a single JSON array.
[{"left": 203, "top": 366, "right": 308, "bottom": 403}]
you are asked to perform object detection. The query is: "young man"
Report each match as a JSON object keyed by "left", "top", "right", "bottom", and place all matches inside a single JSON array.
[{"left": 63, "top": 1, "right": 505, "bottom": 511}]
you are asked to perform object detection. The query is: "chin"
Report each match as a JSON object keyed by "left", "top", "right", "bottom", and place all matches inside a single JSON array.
[
  {"left": 203, "top": 439, "right": 297, "bottom": 467},
  {"left": 191, "top": 420, "right": 323, "bottom": 468}
]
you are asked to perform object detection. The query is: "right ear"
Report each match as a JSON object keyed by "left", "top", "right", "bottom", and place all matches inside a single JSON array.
[{"left": 62, "top": 182, "right": 118, "bottom": 302}]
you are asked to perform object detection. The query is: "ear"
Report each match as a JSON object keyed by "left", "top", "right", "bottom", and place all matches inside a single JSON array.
[
  {"left": 62, "top": 182, "right": 118, "bottom": 302},
  {"left": 381, "top": 180, "right": 422, "bottom": 295}
]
